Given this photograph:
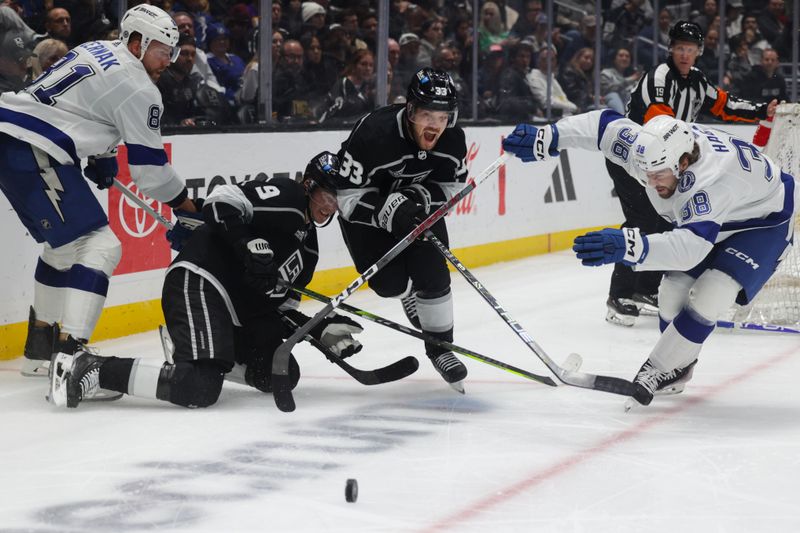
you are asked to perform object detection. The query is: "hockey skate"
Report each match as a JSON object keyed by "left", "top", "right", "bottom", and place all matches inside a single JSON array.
[
  {"left": 21, "top": 307, "right": 57, "bottom": 377},
  {"left": 48, "top": 350, "right": 109, "bottom": 408},
  {"left": 625, "top": 359, "right": 697, "bottom": 410},
  {"left": 400, "top": 289, "right": 421, "bottom": 329},
  {"left": 429, "top": 351, "right": 467, "bottom": 394},
  {"left": 605, "top": 296, "right": 639, "bottom": 327},
  {"left": 632, "top": 293, "right": 659, "bottom": 317}
]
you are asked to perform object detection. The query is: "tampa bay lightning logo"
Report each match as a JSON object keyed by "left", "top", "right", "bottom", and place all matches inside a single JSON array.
[{"left": 678, "top": 171, "right": 695, "bottom": 193}]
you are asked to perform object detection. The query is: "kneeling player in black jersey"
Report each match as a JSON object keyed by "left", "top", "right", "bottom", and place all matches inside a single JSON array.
[
  {"left": 48, "top": 152, "right": 364, "bottom": 408},
  {"left": 335, "top": 67, "right": 469, "bottom": 392}
]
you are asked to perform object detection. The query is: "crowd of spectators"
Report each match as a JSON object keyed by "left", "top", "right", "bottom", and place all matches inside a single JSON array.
[{"left": 0, "top": 0, "right": 795, "bottom": 127}]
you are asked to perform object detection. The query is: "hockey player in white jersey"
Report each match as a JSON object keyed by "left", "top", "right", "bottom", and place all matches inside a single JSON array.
[
  {"left": 0, "top": 5, "right": 199, "bottom": 379},
  {"left": 503, "top": 110, "right": 796, "bottom": 407}
]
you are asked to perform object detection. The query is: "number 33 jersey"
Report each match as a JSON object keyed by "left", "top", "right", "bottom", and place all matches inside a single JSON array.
[
  {"left": 0, "top": 40, "right": 184, "bottom": 203},
  {"left": 553, "top": 110, "right": 796, "bottom": 271}
]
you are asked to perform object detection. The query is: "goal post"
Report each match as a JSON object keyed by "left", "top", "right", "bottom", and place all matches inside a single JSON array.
[{"left": 728, "top": 103, "right": 800, "bottom": 327}]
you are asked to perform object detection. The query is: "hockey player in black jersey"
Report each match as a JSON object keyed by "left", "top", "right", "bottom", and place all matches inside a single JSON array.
[
  {"left": 48, "top": 152, "right": 365, "bottom": 408},
  {"left": 335, "top": 67, "right": 469, "bottom": 392}
]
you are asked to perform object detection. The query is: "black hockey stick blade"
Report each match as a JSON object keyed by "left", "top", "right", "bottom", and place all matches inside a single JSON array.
[
  {"left": 286, "top": 283, "right": 556, "bottom": 387},
  {"left": 425, "top": 230, "right": 636, "bottom": 397},
  {"left": 270, "top": 154, "right": 509, "bottom": 411}
]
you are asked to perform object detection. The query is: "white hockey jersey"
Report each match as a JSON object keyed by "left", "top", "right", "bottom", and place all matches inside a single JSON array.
[
  {"left": 0, "top": 40, "right": 185, "bottom": 204},
  {"left": 551, "top": 110, "right": 797, "bottom": 271}
]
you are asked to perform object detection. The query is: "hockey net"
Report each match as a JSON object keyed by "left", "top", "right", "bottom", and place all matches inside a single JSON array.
[{"left": 728, "top": 103, "right": 800, "bottom": 327}]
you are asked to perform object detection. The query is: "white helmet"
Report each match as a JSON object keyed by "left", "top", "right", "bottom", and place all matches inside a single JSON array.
[
  {"left": 120, "top": 5, "right": 180, "bottom": 62},
  {"left": 632, "top": 115, "right": 695, "bottom": 184}
]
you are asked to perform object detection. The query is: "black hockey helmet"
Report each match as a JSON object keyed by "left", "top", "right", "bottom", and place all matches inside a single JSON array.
[
  {"left": 301, "top": 151, "right": 340, "bottom": 227},
  {"left": 406, "top": 67, "right": 459, "bottom": 128},
  {"left": 669, "top": 20, "right": 704, "bottom": 53}
]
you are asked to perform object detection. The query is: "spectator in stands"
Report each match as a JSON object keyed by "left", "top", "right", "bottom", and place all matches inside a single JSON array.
[
  {"left": 691, "top": 0, "right": 717, "bottom": 34},
  {"left": 388, "top": 37, "right": 400, "bottom": 69},
  {"left": 226, "top": 3, "right": 253, "bottom": 63},
  {"left": 601, "top": 47, "right": 641, "bottom": 114},
  {"left": 301, "top": 2, "right": 326, "bottom": 36},
  {"left": 273, "top": 39, "right": 315, "bottom": 121},
  {"left": 319, "top": 23, "right": 349, "bottom": 75},
  {"left": 417, "top": 18, "right": 444, "bottom": 67},
  {"left": 726, "top": 33, "right": 753, "bottom": 93},
  {"left": 359, "top": 13, "right": 378, "bottom": 52},
  {"left": 300, "top": 33, "right": 336, "bottom": 113},
  {"left": 53, "top": 0, "right": 111, "bottom": 46},
  {"left": 561, "top": 15, "right": 597, "bottom": 70},
  {"left": 206, "top": 23, "right": 245, "bottom": 105},
  {"left": 740, "top": 48, "right": 787, "bottom": 104},
  {"left": 271, "top": 28, "right": 284, "bottom": 65},
  {"left": 319, "top": 48, "right": 374, "bottom": 124},
  {"left": 637, "top": 8, "right": 672, "bottom": 68},
  {"left": 739, "top": 15, "right": 769, "bottom": 64},
  {"left": 172, "top": 0, "right": 218, "bottom": 50},
  {"left": 448, "top": 16, "right": 473, "bottom": 81},
  {"left": 757, "top": 0, "right": 786, "bottom": 47},
  {"left": 157, "top": 33, "right": 207, "bottom": 126},
  {"left": 696, "top": 27, "right": 722, "bottom": 82},
  {"left": 558, "top": 46, "right": 596, "bottom": 112},
  {"left": 478, "top": 43, "right": 505, "bottom": 116},
  {"left": 43, "top": 7, "right": 72, "bottom": 47},
  {"left": 478, "top": 2, "right": 511, "bottom": 53},
  {"left": 496, "top": 42, "right": 537, "bottom": 120},
  {"left": 726, "top": 0, "right": 744, "bottom": 38},
  {"left": 396, "top": 32, "right": 422, "bottom": 84},
  {"left": 29, "top": 38, "right": 67, "bottom": 79},
  {"left": 0, "top": 3, "right": 37, "bottom": 44},
  {"left": 527, "top": 13, "right": 564, "bottom": 58},
  {"left": 338, "top": 9, "right": 367, "bottom": 51},
  {"left": 525, "top": 46, "right": 578, "bottom": 117},
  {"left": 604, "top": 0, "right": 646, "bottom": 52},
  {"left": 509, "top": 0, "right": 542, "bottom": 40},
  {"left": 270, "top": 0, "right": 282, "bottom": 31},
  {"left": 0, "top": 30, "right": 33, "bottom": 93},
  {"left": 174, "top": 11, "right": 225, "bottom": 95},
  {"left": 281, "top": 0, "right": 303, "bottom": 38},
  {"left": 432, "top": 44, "right": 471, "bottom": 118}
]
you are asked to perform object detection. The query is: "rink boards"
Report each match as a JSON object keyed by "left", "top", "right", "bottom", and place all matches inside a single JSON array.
[{"left": 0, "top": 123, "right": 756, "bottom": 359}]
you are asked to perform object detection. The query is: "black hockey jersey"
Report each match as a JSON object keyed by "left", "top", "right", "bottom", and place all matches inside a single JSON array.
[
  {"left": 336, "top": 104, "right": 468, "bottom": 227},
  {"left": 168, "top": 178, "right": 318, "bottom": 324}
]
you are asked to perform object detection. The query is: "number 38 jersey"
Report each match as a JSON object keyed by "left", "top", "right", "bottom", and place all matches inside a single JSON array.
[
  {"left": 552, "top": 110, "right": 797, "bottom": 271},
  {"left": 169, "top": 178, "right": 319, "bottom": 322},
  {"left": 335, "top": 104, "right": 468, "bottom": 227},
  {"left": 0, "top": 40, "right": 184, "bottom": 204}
]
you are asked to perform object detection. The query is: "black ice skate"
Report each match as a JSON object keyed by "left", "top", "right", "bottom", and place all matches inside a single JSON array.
[
  {"left": 400, "top": 289, "right": 421, "bottom": 329},
  {"left": 625, "top": 359, "right": 697, "bottom": 411},
  {"left": 605, "top": 296, "right": 639, "bottom": 327},
  {"left": 632, "top": 293, "right": 659, "bottom": 317},
  {"left": 429, "top": 351, "right": 467, "bottom": 394},
  {"left": 21, "top": 307, "right": 58, "bottom": 377},
  {"left": 48, "top": 350, "right": 109, "bottom": 408}
]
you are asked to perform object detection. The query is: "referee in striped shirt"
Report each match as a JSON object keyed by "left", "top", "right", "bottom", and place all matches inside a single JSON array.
[{"left": 604, "top": 20, "right": 778, "bottom": 327}]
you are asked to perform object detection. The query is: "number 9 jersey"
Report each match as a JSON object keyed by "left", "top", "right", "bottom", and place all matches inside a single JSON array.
[{"left": 0, "top": 39, "right": 185, "bottom": 204}]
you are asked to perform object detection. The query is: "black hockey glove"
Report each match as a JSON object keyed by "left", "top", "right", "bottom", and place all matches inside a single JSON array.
[
  {"left": 309, "top": 313, "right": 364, "bottom": 358},
  {"left": 236, "top": 237, "right": 278, "bottom": 297},
  {"left": 83, "top": 152, "right": 118, "bottom": 190},
  {"left": 375, "top": 192, "right": 426, "bottom": 240}
]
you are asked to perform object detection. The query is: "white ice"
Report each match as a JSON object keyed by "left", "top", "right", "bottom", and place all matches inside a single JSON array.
[{"left": 2, "top": 250, "right": 799, "bottom": 533}]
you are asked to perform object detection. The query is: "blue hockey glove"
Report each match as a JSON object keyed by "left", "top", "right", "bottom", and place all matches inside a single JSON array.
[
  {"left": 572, "top": 228, "right": 649, "bottom": 267},
  {"left": 166, "top": 199, "right": 205, "bottom": 252},
  {"left": 502, "top": 124, "right": 558, "bottom": 162},
  {"left": 83, "top": 152, "right": 119, "bottom": 189}
]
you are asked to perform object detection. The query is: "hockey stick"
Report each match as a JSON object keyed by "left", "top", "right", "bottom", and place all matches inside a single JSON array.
[
  {"left": 271, "top": 153, "right": 510, "bottom": 412},
  {"left": 112, "top": 179, "right": 174, "bottom": 229},
  {"left": 716, "top": 320, "right": 800, "bottom": 334},
  {"left": 424, "top": 230, "right": 636, "bottom": 397},
  {"left": 283, "top": 283, "right": 557, "bottom": 386},
  {"left": 279, "top": 314, "right": 419, "bottom": 385}
]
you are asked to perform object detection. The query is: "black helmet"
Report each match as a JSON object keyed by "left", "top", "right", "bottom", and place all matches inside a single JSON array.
[
  {"left": 302, "top": 151, "right": 341, "bottom": 192},
  {"left": 406, "top": 67, "right": 459, "bottom": 127},
  {"left": 669, "top": 20, "right": 704, "bottom": 53}
]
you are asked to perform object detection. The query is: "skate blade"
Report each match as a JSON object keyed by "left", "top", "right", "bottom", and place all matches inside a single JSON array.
[
  {"left": 605, "top": 311, "right": 636, "bottom": 327},
  {"left": 448, "top": 380, "right": 465, "bottom": 394},
  {"left": 21, "top": 358, "right": 50, "bottom": 378},
  {"left": 85, "top": 389, "right": 123, "bottom": 402},
  {"left": 47, "top": 353, "right": 75, "bottom": 407},
  {"left": 623, "top": 397, "right": 640, "bottom": 412},
  {"left": 655, "top": 383, "right": 687, "bottom": 396}
]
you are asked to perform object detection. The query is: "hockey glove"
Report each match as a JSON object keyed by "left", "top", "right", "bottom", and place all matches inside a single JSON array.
[
  {"left": 572, "top": 228, "right": 649, "bottom": 267},
  {"left": 309, "top": 313, "right": 364, "bottom": 358},
  {"left": 83, "top": 152, "right": 119, "bottom": 189},
  {"left": 502, "top": 124, "right": 558, "bottom": 162},
  {"left": 375, "top": 192, "right": 426, "bottom": 240},
  {"left": 166, "top": 199, "right": 206, "bottom": 252},
  {"left": 236, "top": 237, "right": 278, "bottom": 296}
]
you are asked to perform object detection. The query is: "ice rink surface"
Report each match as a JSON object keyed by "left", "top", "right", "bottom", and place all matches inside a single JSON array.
[{"left": 2, "top": 250, "right": 799, "bottom": 533}]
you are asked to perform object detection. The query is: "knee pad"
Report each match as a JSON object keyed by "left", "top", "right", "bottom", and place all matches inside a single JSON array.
[
  {"left": 687, "top": 269, "right": 742, "bottom": 322},
  {"left": 658, "top": 272, "right": 695, "bottom": 323},
  {"left": 77, "top": 226, "right": 122, "bottom": 276},
  {"left": 245, "top": 354, "right": 300, "bottom": 393},
  {"left": 163, "top": 360, "right": 231, "bottom": 408}
]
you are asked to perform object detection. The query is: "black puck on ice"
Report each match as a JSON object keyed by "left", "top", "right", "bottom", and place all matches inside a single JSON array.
[{"left": 345, "top": 478, "right": 358, "bottom": 503}]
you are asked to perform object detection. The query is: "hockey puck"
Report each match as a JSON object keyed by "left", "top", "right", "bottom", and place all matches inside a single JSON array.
[{"left": 345, "top": 478, "right": 358, "bottom": 503}]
